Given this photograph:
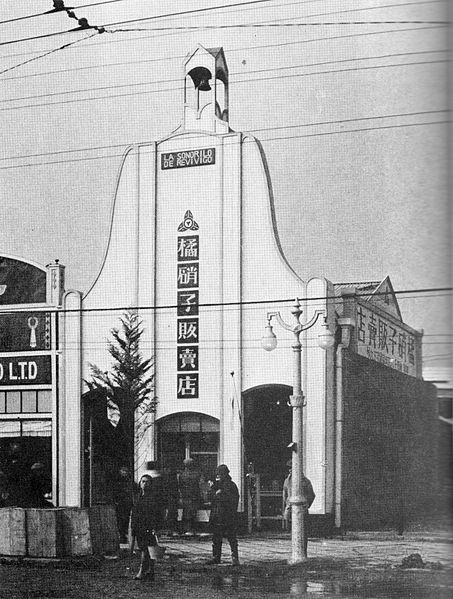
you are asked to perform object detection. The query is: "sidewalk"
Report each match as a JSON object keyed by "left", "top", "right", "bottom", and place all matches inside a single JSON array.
[{"left": 148, "top": 530, "right": 453, "bottom": 572}]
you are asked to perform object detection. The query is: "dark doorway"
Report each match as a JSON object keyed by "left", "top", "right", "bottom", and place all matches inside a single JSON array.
[{"left": 243, "top": 385, "right": 292, "bottom": 488}]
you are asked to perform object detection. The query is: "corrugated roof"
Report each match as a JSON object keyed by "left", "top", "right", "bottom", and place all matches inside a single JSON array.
[{"left": 333, "top": 281, "right": 381, "bottom": 296}]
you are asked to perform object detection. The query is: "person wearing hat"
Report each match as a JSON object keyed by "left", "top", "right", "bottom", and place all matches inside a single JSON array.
[
  {"left": 178, "top": 457, "right": 202, "bottom": 535},
  {"left": 282, "top": 459, "right": 315, "bottom": 554},
  {"left": 206, "top": 464, "right": 240, "bottom": 566}
]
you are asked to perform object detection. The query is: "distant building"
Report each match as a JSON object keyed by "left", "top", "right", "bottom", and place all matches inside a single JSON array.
[{"left": 0, "top": 46, "right": 438, "bottom": 530}]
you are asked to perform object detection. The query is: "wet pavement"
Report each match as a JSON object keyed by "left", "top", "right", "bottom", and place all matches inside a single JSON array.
[{"left": 0, "top": 531, "right": 452, "bottom": 598}]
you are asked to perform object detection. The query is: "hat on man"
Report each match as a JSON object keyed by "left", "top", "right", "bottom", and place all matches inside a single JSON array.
[{"left": 216, "top": 464, "right": 230, "bottom": 476}]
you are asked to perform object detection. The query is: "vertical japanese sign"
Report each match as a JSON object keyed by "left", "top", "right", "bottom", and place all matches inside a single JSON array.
[{"left": 176, "top": 211, "right": 200, "bottom": 398}]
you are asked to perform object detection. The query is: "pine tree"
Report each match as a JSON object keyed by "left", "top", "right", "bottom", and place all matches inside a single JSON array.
[{"left": 86, "top": 310, "right": 157, "bottom": 473}]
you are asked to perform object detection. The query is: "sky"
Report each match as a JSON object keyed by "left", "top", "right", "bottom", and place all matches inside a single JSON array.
[{"left": 0, "top": 0, "right": 451, "bottom": 371}]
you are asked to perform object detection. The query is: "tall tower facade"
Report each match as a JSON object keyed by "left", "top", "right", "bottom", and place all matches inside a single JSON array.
[{"left": 76, "top": 45, "right": 333, "bottom": 514}]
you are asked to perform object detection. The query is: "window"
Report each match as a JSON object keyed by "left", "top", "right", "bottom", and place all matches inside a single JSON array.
[
  {"left": 6, "top": 392, "right": 20, "bottom": 413},
  {"left": 22, "top": 391, "right": 37, "bottom": 413},
  {"left": 0, "top": 390, "right": 52, "bottom": 414}
]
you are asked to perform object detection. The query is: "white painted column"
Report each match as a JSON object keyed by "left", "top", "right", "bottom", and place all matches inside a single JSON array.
[
  {"left": 59, "top": 290, "right": 83, "bottom": 506},
  {"left": 221, "top": 134, "right": 243, "bottom": 504}
]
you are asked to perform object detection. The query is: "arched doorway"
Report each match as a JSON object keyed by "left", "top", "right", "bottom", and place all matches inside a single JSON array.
[
  {"left": 243, "top": 385, "right": 292, "bottom": 527},
  {"left": 156, "top": 412, "right": 219, "bottom": 483}
]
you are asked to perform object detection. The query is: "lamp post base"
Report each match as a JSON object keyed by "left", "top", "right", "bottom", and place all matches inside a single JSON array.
[{"left": 287, "top": 555, "right": 308, "bottom": 565}]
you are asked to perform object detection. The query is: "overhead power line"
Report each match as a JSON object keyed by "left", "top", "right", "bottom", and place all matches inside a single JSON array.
[
  {"left": 0, "top": 57, "right": 448, "bottom": 110},
  {"left": 1, "top": 49, "right": 446, "bottom": 102},
  {"left": 0, "top": 0, "right": 284, "bottom": 46},
  {"left": 0, "top": 287, "right": 451, "bottom": 317},
  {"left": 0, "top": 0, "right": 129, "bottom": 25},
  {"left": 0, "top": 0, "right": 447, "bottom": 47},
  {"left": 0, "top": 32, "right": 98, "bottom": 76},
  {"left": 0, "top": 110, "right": 448, "bottom": 170},
  {"left": 0, "top": 20, "right": 441, "bottom": 64}
]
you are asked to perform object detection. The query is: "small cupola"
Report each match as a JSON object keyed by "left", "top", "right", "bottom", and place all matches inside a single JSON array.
[{"left": 182, "top": 45, "right": 229, "bottom": 134}]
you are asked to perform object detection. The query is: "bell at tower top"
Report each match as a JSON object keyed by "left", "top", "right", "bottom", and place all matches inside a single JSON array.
[{"left": 182, "top": 45, "right": 229, "bottom": 134}]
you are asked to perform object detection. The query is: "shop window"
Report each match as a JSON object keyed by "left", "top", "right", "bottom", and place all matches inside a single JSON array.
[
  {"left": 0, "top": 392, "right": 5, "bottom": 413},
  {"left": 6, "top": 391, "right": 21, "bottom": 413}
]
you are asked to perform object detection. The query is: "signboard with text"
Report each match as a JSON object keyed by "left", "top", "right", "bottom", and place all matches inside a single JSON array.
[
  {"left": 356, "top": 302, "right": 419, "bottom": 377},
  {"left": 0, "top": 355, "right": 52, "bottom": 386},
  {"left": 161, "top": 148, "right": 215, "bottom": 170}
]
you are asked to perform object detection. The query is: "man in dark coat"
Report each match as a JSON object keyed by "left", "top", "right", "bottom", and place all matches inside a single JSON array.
[
  {"left": 206, "top": 464, "right": 239, "bottom": 566},
  {"left": 130, "top": 474, "right": 164, "bottom": 580}
]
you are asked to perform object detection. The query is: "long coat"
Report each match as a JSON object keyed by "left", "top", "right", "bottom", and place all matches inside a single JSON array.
[
  {"left": 209, "top": 476, "right": 239, "bottom": 529},
  {"left": 131, "top": 485, "right": 164, "bottom": 549}
]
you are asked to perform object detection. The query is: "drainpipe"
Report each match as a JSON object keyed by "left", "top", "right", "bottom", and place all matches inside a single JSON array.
[{"left": 334, "top": 318, "right": 354, "bottom": 530}]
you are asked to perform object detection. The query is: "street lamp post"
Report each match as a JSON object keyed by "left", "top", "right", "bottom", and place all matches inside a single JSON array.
[{"left": 261, "top": 299, "right": 334, "bottom": 564}]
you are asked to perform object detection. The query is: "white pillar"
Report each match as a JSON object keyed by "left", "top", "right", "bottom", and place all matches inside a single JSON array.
[{"left": 59, "top": 290, "right": 83, "bottom": 506}]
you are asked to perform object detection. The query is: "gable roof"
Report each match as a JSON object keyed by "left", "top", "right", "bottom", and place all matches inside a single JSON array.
[{"left": 334, "top": 276, "right": 402, "bottom": 321}]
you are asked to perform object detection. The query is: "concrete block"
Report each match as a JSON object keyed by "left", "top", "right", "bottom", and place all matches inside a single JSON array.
[
  {"left": 59, "top": 508, "right": 92, "bottom": 556},
  {"left": 0, "top": 508, "right": 26, "bottom": 556},
  {"left": 26, "top": 509, "right": 64, "bottom": 558}
]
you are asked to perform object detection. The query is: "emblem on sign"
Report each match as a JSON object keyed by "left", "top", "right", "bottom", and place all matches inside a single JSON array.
[
  {"left": 178, "top": 210, "right": 199, "bottom": 232},
  {"left": 27, "top": 316, "right": 38, "bottom": 348}
]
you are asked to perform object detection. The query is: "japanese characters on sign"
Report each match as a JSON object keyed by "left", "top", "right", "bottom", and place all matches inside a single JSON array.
[
  {"left": 356, "top": 303, "right": 418, "bottom": 376},
  {"left": 176, "top": 218, "right": 200, "bottom": 398},
  {"left": 161, "top": 148, "right": 215, "bottom": 170}
]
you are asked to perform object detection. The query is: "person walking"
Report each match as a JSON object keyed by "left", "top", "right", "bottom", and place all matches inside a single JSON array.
[
  {"left": 282, "top": 460, "right": 315, "bottom": 555},
  {"left": 178, "top": 457, "right": 202, "bottom": 535},
  {"left": 206, "top": 464, "right": 240, "bottom": 566},
  {"left": 130, "top": 474, "right": 164, "bottom": 581}
]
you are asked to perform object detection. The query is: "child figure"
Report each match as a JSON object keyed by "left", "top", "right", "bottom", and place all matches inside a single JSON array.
[{"left": 131, "top": 474, "right": 163, "bottom": 580}]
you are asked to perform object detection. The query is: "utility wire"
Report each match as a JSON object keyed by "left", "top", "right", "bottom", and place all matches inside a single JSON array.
[
  {"left": 0, "top": 21, "right": 441, "bottom": 64},
  {"left": 100, "top": 0, "right": 448, "bottom": 29},
  {"left": 0, "top": 0, "right": 447, "bottom": 47},
  {"left": 0, "top": 287, "right": 450, "bottom": 317},
  {"left": 0, "top": 57, "right": 447, "bottom": 110},
  {"left": 0, "top": 108, "right": 444, "bottom": 163},
  {"left": 0, "top": 32, "right": 99, "bottom": 76},
  {"left": 1, "top": 48, "right": 446, "bottom": 101},
  {"left": 0, "top": 108, "right": 447, "bottom": 160},
  {"left": 0, "top": 0, "right": 288, "bottom": 46},
  {"left": 0, "top": 0, "right": 130, "bottom": 25},
  {"left": 0, "top": 111, "right": 448, "bottom": 170}
]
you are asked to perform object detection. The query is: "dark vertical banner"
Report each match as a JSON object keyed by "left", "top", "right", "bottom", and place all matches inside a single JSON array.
[{"left": 176, "top": 212, "right": 200, "bottom": 399}]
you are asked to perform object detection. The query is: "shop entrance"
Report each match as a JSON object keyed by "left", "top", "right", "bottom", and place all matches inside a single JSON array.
[
  {"left": 243, "top": 385, "right": 292, "bottom": 527},
  {"left": 156, "top": 412, "right": 219, "bottom": 483}
]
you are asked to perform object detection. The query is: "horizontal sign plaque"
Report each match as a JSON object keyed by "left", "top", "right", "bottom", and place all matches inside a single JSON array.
[
  {"left": 0, "top": 355, "right": 52, "bottom": 386},
  {"left": 0, "top": 312, "right": 52, "bottom": 352},
  {"left": 161, "top": 148, "right": 215, "bottom": 169}
]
